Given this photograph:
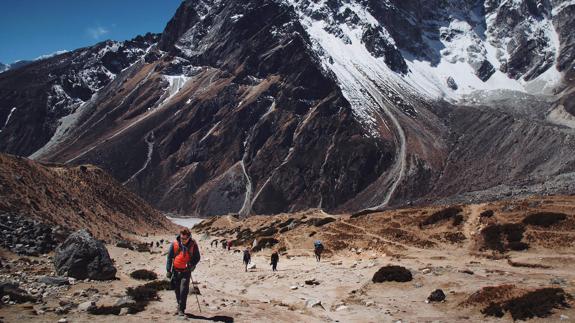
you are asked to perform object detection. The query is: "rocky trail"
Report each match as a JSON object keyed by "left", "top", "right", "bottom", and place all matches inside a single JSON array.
[{"left": 2, "top": 195, "right": 574, "bottom": 322}]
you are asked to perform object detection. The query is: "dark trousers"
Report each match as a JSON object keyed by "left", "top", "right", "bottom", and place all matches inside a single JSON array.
[
  {"left": 173, "top": 270, "right": 191, "bottom": 311},
  {"left": 271, "top": 261, "right": 278, "bottom": 271}
]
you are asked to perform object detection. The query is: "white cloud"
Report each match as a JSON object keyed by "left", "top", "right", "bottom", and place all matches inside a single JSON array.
[{"left": 87, "top": 26, "right": 109, "bottom": 40}]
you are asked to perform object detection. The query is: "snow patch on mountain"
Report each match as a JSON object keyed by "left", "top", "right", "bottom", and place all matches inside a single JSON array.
[
  {"left": 36, "top": 50, "right": 69, "bottom": 61},
  {"left": 164, "top": 75, "right": 190, "bottom": 99},
  {"left": 0, "top": 107, "right": 16, "bottom": 133}
]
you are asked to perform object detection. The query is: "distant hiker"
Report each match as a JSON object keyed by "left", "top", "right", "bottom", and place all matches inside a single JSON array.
[
  {"left": 252, "top": 238, "right": 257, "bottom": 249},
  {"left": 227, "top": 240, "right": 232, "bottom": 251},
  {"left": 156, "top": 241, "right": 160, "bottom": 248},
  {"left": 243, "top": 248, "right": 251, "bottom": 272},
  {"left": 221, "top": 239, "right": 227, "bottom": 250},
  {"left": 314, "top": 240, "right": 324, "bottom": 262},
  {"left": 166, "top": 228, "right": 201, "bottom": 317},
  {"left": 150, "top": 241, "right": 154, "bottom": 248},
  {"left": 210, "top": 239, "right": 218, "bottom": 248},
  {"left": 270, "top": 251, "right": 279, "bottom": 272}
]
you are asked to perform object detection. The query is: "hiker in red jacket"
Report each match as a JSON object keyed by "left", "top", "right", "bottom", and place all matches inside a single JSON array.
[{"left": 166, "top": 228, "right": 201, "bottom": 316}]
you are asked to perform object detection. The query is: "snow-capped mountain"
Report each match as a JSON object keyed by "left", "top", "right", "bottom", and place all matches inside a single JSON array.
[
  {"left": 1, "top": 0, "right": 574, "bottom": 216},
  {"left": 0, "top": 51, "right": 70, "bottom": 75}
]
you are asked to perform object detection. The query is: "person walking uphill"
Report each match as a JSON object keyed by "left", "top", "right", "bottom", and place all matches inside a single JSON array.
[
  {"left": 243, "top": 248, "right": 251, "bottom": 272},
  {"left": 314, "top": 240, "right": 324, "bottom": 262},
  {"left": 270, "top": 251, "right": 279, "bottom": 272},
  {"left": 166, "top": 228, "right": 201, "bottom": 316}
]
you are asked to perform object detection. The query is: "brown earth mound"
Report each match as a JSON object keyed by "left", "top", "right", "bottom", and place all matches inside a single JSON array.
[{"left": 0, "top": 153, "right": 177, "bottom": 240}]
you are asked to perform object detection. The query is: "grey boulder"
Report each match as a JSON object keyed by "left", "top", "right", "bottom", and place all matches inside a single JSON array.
[{"left": 54, "top": 230, "right": 116, "bottom": 280}]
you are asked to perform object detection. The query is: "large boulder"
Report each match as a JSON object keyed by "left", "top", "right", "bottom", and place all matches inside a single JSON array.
[{"left": 54, "top": 230, "right": 117, "bottom": 280}]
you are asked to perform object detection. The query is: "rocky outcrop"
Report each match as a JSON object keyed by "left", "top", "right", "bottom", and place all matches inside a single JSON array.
[
  {"left": 0, "top": 34, "right": 158, "bottom": 157},
  {"left": 0, "top": 213, "right": 68, "bottom": 256},
  {"left": 54, "top": 229, "right": 117, "bottom": 280}
]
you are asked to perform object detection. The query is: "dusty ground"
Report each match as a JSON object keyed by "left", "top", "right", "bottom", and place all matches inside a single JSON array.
[{"left": 1, "top": 195, "right": 575, "bottom": 322}]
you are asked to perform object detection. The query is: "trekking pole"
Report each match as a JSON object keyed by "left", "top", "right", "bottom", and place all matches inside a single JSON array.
[{"left": 190, "top": 272, "right": 202, "bottom": 313}]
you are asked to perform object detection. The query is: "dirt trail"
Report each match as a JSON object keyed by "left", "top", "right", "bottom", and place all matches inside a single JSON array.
[
  {"left": 462, "top": 204, "right": 483, "bottom": 249},
  {"left": 339, "top": 220, "right": 415, "bottom": 251}
]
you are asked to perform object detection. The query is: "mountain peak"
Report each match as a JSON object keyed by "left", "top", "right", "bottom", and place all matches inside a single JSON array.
[{"left": 1, "top": 0, "right": 574, "bottom": 217}]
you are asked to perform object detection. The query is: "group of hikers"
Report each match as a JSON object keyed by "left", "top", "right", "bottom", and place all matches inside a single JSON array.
[{"left": 165, "top": 228, "right": 325, "bottom": 316}]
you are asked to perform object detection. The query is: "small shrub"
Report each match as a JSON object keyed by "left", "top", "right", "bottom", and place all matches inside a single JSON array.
[
  {"left": 420, "top": 207, "right": 463, "bottom": 227},
  {"left": 523, "top": 212, "right": 567, "bottom": 228},
  {"left": 372, "top": 265, "right": 413, "bottom": 283},
  {"left": 126, "top": 286, "right": 158, "bottom": 302},
  {"left": 130, "top": 269, "right": 158, "bottom": 281}
]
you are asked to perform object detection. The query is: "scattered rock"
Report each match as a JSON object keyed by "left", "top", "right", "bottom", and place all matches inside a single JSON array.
[
  {"left": 247, "top": 263, "right": 256, "bottom": 270},
  {"left": 77, "top": 301, "right": 96, "bottom": 312},
  {"left": 290, "top": 286, "right": 298, "bottom": 290},
  {"left": 54, "top": 229, "right": 117, "bottom": 280},
  {"left": 55, "top": 306, "right": 71, "bottom": 315},
  {"left": 38, "top": 276, "right": 70, "bottom": 286},
  {"left": 119, "top": 307, "right": 129, "bottom": 316},
  {"left": 427, "top": 289, "right": 446, "bottom": 303},
  {"left": 305, "top": 299, "right": 325, "bottom": 310},
  {"left": 447, "top": 76, "right": 458, "bottom": 90},
  {"left": 0, "top": 282, "right": 37, "bottom": 303},
  {"left": 0, "top": 213, "right": 68, "bottom": 256},
  {"left": 114, "top": 296, "right": 136, "bottom": 308},
  {"left": 336, "top": 305, "right": 348, "bottom": 311},
  {"left": 372, "top": 266, "right": 413, "bottom": 283},
  {"left": 116, "top": 240, "right": 134, "bottom": 250}
]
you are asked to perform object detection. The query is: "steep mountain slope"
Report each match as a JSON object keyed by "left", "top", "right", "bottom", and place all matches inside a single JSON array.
[
  {"left": 0, "top": 33, "right": 158, "bottom": 156},
  {"left": 0, "top": 0, "right": 574, "bottom": 216},
  {"left": 0, "top": 153, "right": 176, "bottom": 240}
]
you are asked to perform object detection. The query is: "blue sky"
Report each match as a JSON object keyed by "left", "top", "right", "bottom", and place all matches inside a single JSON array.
[{"left": 0, "top": 0, "right": 182, "bottom": 64}]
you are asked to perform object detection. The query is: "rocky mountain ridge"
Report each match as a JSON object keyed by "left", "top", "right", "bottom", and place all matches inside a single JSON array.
[{"left": 0, "top": 0, "right": 574, "bottom": 216}]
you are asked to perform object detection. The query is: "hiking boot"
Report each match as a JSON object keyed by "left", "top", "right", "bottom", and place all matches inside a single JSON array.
[{"left": 178, "top": 309, "right": 185, "bottom": 316}]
